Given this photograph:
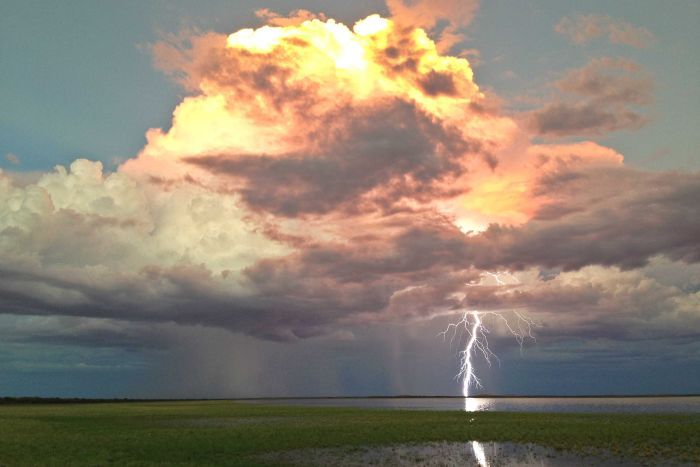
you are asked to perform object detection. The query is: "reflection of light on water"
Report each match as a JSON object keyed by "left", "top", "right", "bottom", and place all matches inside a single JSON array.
[
  {"left": 471, "top": 441, "right": 489, "bottom": 467},
  {"left": 464, "top": 397, "right": 489, "bottom": 412},
  {"left": 465, "top": 398, "right": 490, "bottom": 466}
]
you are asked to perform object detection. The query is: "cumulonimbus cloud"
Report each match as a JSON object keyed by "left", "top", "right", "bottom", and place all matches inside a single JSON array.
[{"left": 0, "top": 10, "right": 698, "bottom": 346}]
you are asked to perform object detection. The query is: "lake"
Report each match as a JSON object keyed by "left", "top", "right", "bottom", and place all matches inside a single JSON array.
[{"left": 239, "top": 396, "right": 700, "bottom": 413}]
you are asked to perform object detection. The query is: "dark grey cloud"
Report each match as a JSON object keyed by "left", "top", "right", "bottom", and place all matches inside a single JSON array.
[
  {"left": 469, "top": 167, "right": 700, "bottom": 271},
  {"left": 186, "top": 100, "right": 476, "bottom": 216},
  {"left": 454, "top": 264, "right": 700, "bottom": 343},
  {"left": 531, "top": 103, "right": 647, "bottom": 137},
  {"left": 529, "top": 58, "right": 653, "bottom": 137},
  {"left": 2, "top": 161, "right": 699, "bottom": 401},
  {"left": 1, "top": 164, "right": 699, "bottom": 343},
  {"left": 2, "top": 317, "right": 176, "bottom": 351},
  {"left": 419, "top": 71, "right": 459, "bottom": 97}
]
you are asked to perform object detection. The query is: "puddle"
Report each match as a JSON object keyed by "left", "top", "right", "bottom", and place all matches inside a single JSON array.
[{"left": 260, "top": 441, "right": 641, "bottom": 466}]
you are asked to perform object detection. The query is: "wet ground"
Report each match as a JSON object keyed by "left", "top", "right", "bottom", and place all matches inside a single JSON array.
[{"left": 260, "top": 441, "right": 644, "bottom": 466}]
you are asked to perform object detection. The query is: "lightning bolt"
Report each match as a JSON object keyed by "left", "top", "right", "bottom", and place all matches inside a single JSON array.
[
  {"left": 439, "top": 272, "right": 536, "bottom": 406},
  {"left": 439, "top": 271, "right": 535, "bottom": 467}
]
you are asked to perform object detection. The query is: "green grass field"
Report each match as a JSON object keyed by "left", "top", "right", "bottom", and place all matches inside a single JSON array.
[{"left": 0, "top": 401, "right": 698, "bottom": 465}]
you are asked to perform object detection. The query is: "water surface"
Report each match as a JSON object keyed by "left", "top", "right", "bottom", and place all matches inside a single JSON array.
[
  {"left": 240, "top": 396, "right": 700, "bottom": 413},
  {"left": 260, "top": 441, "right": 638, "bottom": 466}
]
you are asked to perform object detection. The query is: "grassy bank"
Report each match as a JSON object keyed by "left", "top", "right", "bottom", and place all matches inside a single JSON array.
[{"left": 0, "top": 400, "right": 698, "bottom": 465}]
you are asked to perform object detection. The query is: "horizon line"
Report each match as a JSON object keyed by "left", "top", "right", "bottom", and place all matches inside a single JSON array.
[{"left": 2, "top": 393, "right": 699, "bottom": 404}]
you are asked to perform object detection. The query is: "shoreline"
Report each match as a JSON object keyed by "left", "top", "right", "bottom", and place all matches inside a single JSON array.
[{"left": 2, "top": 393, "right": 699, "bottom": 405}]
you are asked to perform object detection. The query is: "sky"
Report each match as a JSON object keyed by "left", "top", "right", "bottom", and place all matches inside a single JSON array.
[{"left": 1, "top": 0, "right": 699, "bottom": 397}]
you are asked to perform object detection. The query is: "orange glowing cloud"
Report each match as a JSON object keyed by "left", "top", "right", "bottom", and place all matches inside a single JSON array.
[
  {"left": 125, "top": 15, "right": 488, "bottom": 163},
  {"left": 124, "top": 12, "right": 624, "bottom": 231},
  {"left": 124, "top": 14, "right": 524, "bottom": 220}
]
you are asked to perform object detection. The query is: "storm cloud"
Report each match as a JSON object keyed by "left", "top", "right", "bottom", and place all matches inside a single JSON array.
[{"left": 0, "top": 9, "right": 698, "bottom": 380}]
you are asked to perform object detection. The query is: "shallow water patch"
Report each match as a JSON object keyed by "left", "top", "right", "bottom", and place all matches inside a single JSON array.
[{"left": 260, "top": 440, "right": 640, "bottom": 466}]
